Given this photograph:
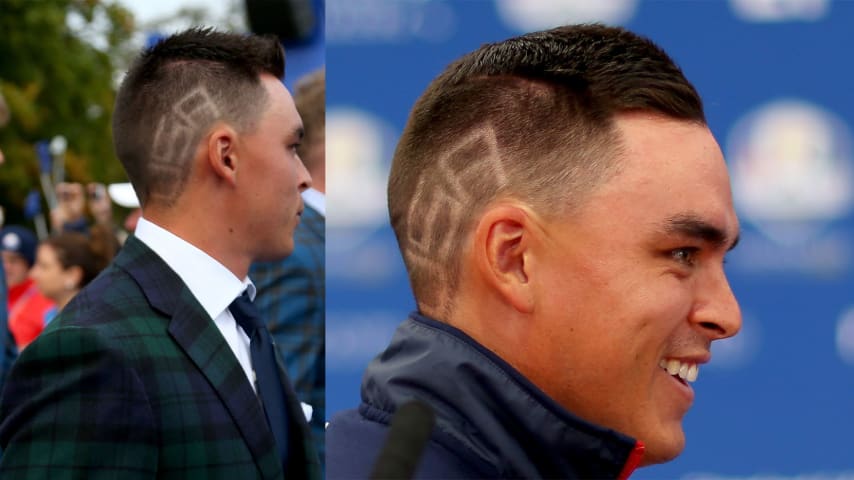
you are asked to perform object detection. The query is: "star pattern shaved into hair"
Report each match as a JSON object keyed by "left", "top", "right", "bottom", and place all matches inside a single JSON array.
[
  {"left": 402, "top": 126, "right": 507, "bottom": 312},
  {"left": 150, "top": 87, "right": 220, "bottom": 203},
  {"left": 112, "top": 28, "right": 285, "bottom": 207}
]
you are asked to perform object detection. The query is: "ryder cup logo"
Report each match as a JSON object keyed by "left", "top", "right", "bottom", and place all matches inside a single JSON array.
[
  {"left": 726, "top": 99, "right": 854, "bottom": 246},
  {"left": 495, "top": 0, "right": 638, "bottom": 32},
  {"left": 326, "top": 107, "right": 397, "bottom": 251}
]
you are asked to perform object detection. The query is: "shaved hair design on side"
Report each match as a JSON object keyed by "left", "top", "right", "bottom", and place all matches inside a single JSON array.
[
  {"left": 401, "top": 127, "right": 507, "bottom": 315},
  {"left": 112, "top": 28, "right": 285, "bottom": 207},
  {"left": 387, "top": 24, "right": 706, "bottom": 316}
]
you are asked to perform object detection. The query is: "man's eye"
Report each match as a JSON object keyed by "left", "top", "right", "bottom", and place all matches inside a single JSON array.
[{"left": 671, "top": 247, "right": 699, "bottom": 266}]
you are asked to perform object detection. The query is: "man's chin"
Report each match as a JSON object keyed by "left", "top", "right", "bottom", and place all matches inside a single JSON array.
[{"left": 638, "top": 430, "right": 685, "bottom": 467}]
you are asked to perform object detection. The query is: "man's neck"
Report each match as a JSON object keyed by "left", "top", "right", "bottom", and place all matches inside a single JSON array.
[{"left": 141, "top": 209, "right": 250, "bottom": 280}]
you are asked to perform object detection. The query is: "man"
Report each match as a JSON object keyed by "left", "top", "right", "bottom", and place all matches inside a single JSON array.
[
  {"left": 1, "top": 225, "right": 55, "bottom": 349},
  {"left": 0, "top": 28, "right": 319, "bottom": 479},
  {"left": 326, "top": 24, "right": 742, "bottom": 479},
  {"left": 250, "top": 67, "right": 325, "bottom": 466}
]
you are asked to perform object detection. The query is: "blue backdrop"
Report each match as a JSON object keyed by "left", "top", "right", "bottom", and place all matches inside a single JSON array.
[{"left": 326, "top": 1, "right": 854, "bottom": 477}]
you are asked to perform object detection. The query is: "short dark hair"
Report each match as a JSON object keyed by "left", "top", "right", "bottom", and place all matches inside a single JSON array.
[
  {"left": 112, "top": 27, "right": 285, "bottom": 207},
  {"left": 387, "top": 24, "right": 705, "bottom": 316},
  {"left": 293, "top": 68, "right": 325, "bottom": 172}
]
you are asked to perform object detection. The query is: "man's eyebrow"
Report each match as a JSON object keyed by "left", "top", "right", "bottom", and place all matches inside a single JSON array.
[{"left": 663, "top": 214, "right": 740, "bottom": 251}]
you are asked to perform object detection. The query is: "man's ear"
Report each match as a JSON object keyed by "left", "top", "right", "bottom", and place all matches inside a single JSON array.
[
  {"left": 473, "top": 204, "right": 535, "bottom": 314},
  {"left": 205, "top": 124, "right": 239, "bottom": 185}
]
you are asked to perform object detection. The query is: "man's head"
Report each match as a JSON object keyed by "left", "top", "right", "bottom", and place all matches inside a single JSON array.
[
  {"left": 387, "top": 24, "right": 741, "bottom": 465},
  {"left": 113, "top": 28, "right": 310, "bottom": 270},
  {"left": 113, "top": 28, "right": 286, "bottom": 208},
  {"left": 1, "top": 225, "right": 37, "bottom": 287},
  {"left": 293, "top": 68, "right": 325, "bottom": 193}
]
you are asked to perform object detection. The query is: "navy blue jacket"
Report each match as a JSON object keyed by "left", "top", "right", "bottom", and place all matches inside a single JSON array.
[{"left": 326, "top": 313, "right": 644, "bottom": 479}]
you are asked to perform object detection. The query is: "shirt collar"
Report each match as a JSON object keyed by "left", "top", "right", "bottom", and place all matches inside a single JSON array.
[
  {"left": 302, "top": 188, "right": 325, "bottom": 217},
  {"left": 134, "top": 217, "right": 254, "bottom": 320}
]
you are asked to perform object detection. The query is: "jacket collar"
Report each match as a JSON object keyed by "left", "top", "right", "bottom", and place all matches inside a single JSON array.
[{"left": 361, "top": 313, "right": 643, "bottom": 479}]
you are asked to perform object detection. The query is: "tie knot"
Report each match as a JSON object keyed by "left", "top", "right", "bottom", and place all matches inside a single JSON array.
[{"left": 229, "top": 293, "right": 265, "bottom": 335}]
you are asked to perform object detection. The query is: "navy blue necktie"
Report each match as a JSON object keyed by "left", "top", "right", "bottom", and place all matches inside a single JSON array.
[{"left": 229, "top": 292, "right": 289, "bottom": 465}]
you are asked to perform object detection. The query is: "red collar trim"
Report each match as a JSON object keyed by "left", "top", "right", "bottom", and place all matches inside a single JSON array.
[{"left": 617, "top": 441, "right": 645, "bottom": 480}]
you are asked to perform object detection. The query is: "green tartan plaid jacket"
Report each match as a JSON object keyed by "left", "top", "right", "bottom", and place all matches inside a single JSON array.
[{"left": 0, "top": 235, "right": 321, "bottom": 479}]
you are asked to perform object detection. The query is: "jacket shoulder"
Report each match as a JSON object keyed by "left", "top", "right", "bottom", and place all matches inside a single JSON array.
[
  {"left": 49, "top": 260, "right": 167, "bottom": 340},
  {"left": 326, "top": 406, "right": 482, "bottom": 480}
]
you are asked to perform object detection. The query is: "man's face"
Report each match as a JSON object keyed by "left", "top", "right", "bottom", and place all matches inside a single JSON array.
[
  {"left": 523, "top": 113, "right": 741, "bottom": 465},
  {"left": 237, "top": 74, "right": 311, "bottom": 261},
  {"left": 2, "top": 250, "right": 31, "bottom": 288},
  {"left": 30, "top": 244, "right": 69, "bottom": 301}
]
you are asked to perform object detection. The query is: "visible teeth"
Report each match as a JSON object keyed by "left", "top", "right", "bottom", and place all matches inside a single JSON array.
[
  {"left": 687, "top": 364, "right": 698, "bottom": 382},
  {"left": 666, "top": 359, "right": 680, "bottom": 375},
  {"left": 659, "top": 358, "right": 700, "bottom": 383}
]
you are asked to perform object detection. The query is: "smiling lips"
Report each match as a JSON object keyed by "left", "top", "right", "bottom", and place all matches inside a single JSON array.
[{"left": 659, "top": 358, "right": 699, "bottom": 382}]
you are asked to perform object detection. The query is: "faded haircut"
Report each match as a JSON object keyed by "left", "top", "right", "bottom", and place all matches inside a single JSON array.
[
  {"left": 112, "top": 27, "right": 285, "bottom": 207},
  {"left": 293, "top": 68, "right": 325, "bottom": 172},
  {"left": 388, "top": 24, "right": 706, "bottom": 317}
]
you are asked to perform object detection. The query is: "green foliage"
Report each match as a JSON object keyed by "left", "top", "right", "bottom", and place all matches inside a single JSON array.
[{"left": 0, "top": 0, "right": 135, "bottom": 225}]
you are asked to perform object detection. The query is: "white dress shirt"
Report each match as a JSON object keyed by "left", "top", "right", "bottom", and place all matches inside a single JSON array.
[
  {"left": 134, "top": 217, "right": 256, "bottom": 391},
  {"left": 301, "top": 188, "right": 325, "bottom": 217}
]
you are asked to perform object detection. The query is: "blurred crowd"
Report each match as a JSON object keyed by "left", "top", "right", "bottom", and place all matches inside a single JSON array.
[
  {"left": 0, "top": 73, "right": 141, "bottom": 366},
  {"left": 1, "top": 180, "right": 141, "bottom": 352},
  {"left": 1, "top": 86, "right": 143, "bottom": 373}
]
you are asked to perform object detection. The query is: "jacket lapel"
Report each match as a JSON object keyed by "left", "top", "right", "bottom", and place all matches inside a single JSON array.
[{"left": 116, "top": 236, "right": 283, "bottom": 479}]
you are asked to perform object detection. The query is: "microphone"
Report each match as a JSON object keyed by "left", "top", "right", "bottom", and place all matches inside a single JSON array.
[{"left": 369, "top": 399, "right": 436, "bottom": 480}]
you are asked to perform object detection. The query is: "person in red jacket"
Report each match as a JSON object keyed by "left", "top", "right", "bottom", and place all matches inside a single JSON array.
[{"left": 1, "top": 225, "right": 56, "bottom": 349}]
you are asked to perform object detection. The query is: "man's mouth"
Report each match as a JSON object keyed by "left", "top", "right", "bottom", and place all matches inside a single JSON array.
[{"left": 659, "top": 358, "right": 698, "bottom": 384}]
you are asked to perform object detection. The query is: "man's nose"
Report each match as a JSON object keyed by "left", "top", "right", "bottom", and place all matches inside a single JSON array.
[{"left": 691, "top": 270, "right": 742, "bottom": 340}]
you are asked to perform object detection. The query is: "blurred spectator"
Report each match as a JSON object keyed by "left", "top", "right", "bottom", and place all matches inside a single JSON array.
[
  {"left": 31, "top": 225, "right": 118, "bottom": 312},
  {"left": 49, "top": 181, "right": 140, "bottom": 245},
  {"left": 1, "top": 225, "right": 55, "bottom": 349},
  {"left": 294, "top": 68, "right": 325, "bottom": 203},
  {"left": 50, "top": 182, "right": 88, "bottom": 233},
  {"left": 106, "top": 182, "right": 141, "bottom": 241},
  {"left": 250, "top": 67, "right": 326, "bottom": 465},
  {"left": 0, "top": 253, "right": 15, "bottom": 389},
  {"left": 0, "top": 90, "right": 16, "bottom": 389}
]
